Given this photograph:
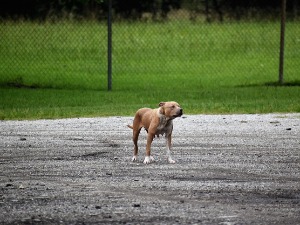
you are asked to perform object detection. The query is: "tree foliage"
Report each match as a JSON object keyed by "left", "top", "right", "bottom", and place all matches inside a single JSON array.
[{"left": 0, "top": 0, "right": 299, "bottom": 21}]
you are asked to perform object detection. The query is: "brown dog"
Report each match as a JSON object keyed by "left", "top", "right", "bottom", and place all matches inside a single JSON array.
[{"left": 128, "top": 101, "right": 182, "bottom": 164}]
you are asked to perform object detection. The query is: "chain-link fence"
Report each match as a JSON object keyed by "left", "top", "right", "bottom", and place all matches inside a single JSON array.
[{"left": 0, "top": 0, "right": 299, "bottom": 91}]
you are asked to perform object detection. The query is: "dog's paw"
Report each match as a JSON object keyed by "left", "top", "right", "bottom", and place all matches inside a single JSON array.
[
  {"left": 132, "top": 155, "right": 137, "bottom": 162},
  {"left": 168, "top": 158, "right": 176, "bottom": 164},
  {"left": 143, "top": 156, "right": 154, "bottom": 164}
]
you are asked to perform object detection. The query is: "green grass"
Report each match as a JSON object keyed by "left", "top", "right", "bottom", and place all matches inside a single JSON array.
[
  {"left": 0, "top": 21, "right": 107, "bottom": 90},
  {"left": 0, "top": 85, "right": 299, "bottom": 120},
  {"left": 0, "top": 20, "right": 299, "bottom": 120}
]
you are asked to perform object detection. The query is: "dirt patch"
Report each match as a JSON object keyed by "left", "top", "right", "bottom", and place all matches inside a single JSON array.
[{"left": 1, "top": 114, "right": 300, "bottom": 224}]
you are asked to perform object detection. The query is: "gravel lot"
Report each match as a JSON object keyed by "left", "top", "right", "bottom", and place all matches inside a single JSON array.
[{"left": 1, "top": 113, "right": 300, "bottom": 225}]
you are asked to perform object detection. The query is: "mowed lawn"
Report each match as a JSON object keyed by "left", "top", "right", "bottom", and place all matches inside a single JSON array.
[{"left": 0, "top": 20, "right": 299, "bottom": 120}]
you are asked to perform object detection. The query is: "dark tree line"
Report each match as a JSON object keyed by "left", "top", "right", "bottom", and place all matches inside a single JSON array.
[
  {"left": 188, "top": 0, "right": 299, "bottom": 22},
  {"left": 1, "top": 0, "right": 299, "bottom": 21}
]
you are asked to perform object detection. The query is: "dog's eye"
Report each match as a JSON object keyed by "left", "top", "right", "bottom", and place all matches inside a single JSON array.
[{"left": 171, "top": 105, "right": 175, "bottom": 109}]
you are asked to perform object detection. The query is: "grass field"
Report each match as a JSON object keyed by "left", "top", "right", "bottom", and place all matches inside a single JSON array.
[{"left": 0, "top": 20, "right": 299, "bottom": 120}]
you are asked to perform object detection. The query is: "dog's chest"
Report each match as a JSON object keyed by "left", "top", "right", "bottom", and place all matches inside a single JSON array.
[{"left": 156, "top": 116, "right": 172, "bottom": 135}]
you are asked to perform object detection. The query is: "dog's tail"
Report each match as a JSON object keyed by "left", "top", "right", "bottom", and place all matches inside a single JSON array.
[{"left": 127, "top": 124, "right": 133, "bottom": 129}]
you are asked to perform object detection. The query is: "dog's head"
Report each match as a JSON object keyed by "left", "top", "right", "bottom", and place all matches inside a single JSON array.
[{"left": 159, "top": 101, "right": 183, "bottom": 119}]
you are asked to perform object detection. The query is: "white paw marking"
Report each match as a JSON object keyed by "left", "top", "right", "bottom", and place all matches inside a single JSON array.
[
  {"left": 143, "top": 156, "right": 155, "bottom": 164},
  {"left": 168, "top": 158, "right": 176, "bottom": 164},
  {"left": 132, "top": 155, "right": 137, "bottom": 162}
]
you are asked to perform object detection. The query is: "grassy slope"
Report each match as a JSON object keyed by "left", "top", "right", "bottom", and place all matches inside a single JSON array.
[
  {"left": 0, "top": 86, "right": 299, "bottom": 120},
  {"left": 0, "top": 21, "right": 299, "bottom": 120}
]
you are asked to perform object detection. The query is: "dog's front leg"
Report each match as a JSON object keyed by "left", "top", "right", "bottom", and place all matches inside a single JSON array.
[
  {"left": 166, "top": 133, "right": 175, "bottom": 163},
  {"left": 144, "top": 133, "right": 155, "bottom": 164}
]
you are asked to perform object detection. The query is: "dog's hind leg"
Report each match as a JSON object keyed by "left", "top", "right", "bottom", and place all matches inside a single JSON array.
[{"left": 132, "top": 127, "right": 141, "bottom": 162}]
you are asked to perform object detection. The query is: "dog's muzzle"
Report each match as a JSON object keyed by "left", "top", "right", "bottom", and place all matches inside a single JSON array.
[
  {"left": 179, "top": 108, "right": 183, "bottom": 116},
  {"left": 174, "top": 108, "right": 183, "bottom": 118}
]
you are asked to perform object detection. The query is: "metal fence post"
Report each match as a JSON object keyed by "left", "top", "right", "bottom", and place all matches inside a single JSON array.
[
  {"left": 107, "top": 0, "right": 112, "bottom": 91},
  {"left": 279, "top": 0, "right": 286, "bottom": 85}
]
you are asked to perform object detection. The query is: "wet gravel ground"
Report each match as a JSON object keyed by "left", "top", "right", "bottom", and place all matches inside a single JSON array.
[{"left": 1, "top": 113, "right": 300, "bottom": 225}]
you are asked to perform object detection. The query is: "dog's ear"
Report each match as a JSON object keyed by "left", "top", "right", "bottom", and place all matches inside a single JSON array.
[
  {"left": 159, "top": 102, "right": 165, "bottom": 114},
  {"left": 159, "top": 102, "right": 165, "bottom": 107}
]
